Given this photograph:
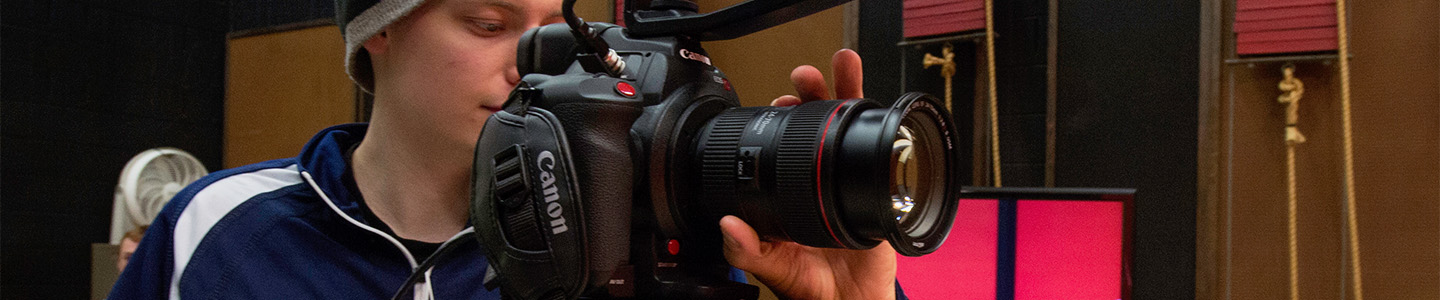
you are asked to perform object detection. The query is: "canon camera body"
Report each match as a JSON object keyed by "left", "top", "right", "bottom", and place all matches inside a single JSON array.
[{"left": 469, "top": 1, "right": 962, "bottom": 299}]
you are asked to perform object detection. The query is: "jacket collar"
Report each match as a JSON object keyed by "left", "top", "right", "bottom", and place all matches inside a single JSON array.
[{"left": 296, "top": 123, "right": 369, "bottom": 221}]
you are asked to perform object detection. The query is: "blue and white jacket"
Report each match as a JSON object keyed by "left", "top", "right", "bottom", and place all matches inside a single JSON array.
[{"left": 109, "top": 123, "right": 496, "bottom": 299}]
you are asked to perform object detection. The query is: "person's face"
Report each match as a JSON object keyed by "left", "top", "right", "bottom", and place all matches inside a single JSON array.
[
  {"left": 367, "top": 0, "right": 564, "bottom": 149},
  {"left": 117, "top": 238, "right": 139, "bottom": 272}
]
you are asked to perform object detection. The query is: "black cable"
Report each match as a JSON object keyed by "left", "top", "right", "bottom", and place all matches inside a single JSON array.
[
  {"left": 389, "top": 229, "right": 477, "bottom": 300},
  {"left": 561, "top": 0, "right": 625, "bottom": 77},
  {"left": 562, "top": 0, "right": 585, "bottom": 34},
  {"left": 561, "top": 0, "right": 596, "bottom": 54}
]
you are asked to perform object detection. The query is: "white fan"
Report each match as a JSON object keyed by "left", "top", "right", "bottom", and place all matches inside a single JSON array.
[{"left": 109, "top": 147, "right": 209, "bottom": 244}]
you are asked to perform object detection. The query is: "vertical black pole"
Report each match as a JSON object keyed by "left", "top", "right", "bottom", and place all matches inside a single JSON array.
[{"left": 996, "top": 198, "right": 1017, "bottom": 300}]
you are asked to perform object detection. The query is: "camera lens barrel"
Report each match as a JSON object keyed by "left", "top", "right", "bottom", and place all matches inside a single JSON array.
[{"left": 691, "top": 93, "right": 958, "bottom": 256}]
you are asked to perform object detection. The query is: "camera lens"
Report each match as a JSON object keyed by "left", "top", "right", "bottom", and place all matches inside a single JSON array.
[{"left": 688, "top": 93, "right": 959, "bottom": 256}]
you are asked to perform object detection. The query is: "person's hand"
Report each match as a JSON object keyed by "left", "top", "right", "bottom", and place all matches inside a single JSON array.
[{"left": 720, "top": 49, "right": 897, "bottom": 300}]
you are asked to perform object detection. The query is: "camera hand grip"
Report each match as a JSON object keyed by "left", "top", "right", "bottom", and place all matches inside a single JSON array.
[{"left": 548, "top": 101, "right": 643, "bottom": 290}]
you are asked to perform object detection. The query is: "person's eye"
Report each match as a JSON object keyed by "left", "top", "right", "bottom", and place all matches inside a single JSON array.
[{"left": 468, "top": 19, "right": 506, "bottom": 36}]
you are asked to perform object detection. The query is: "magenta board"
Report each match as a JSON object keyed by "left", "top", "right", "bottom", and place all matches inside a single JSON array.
[
  {"left": 897, "top": 187, "right": 1132, "bottom": 300},
  {"left": 1014, "top": 200, "right": 1125, "bottom": 299},
  {"left": 897, "top": 199, "right": 998, "bottom": 299}
]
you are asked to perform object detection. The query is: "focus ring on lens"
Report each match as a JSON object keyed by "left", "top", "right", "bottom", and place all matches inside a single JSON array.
[
  {"left": 697, "top": 111, "right": 750, "bottom": 222},
  {"left": 773, "top": 101, "right": 846, "bottom": 248}
]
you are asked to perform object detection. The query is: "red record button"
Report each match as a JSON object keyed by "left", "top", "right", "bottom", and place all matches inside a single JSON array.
[
  {"left": 666, "top": 239, "right": 680, "bottom": 255},
  {"left": 616, "top": 82, "right": 637, "bottom": 98}
]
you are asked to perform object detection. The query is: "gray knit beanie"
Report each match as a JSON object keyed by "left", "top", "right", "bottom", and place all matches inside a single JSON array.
[{"left": 336, "top": 0, "right": 427, "bottom": 93}]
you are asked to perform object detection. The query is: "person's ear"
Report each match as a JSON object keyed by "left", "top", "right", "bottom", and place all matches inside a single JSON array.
[{"left": 362, "top": 29, "right": 389, "bottom": 56}]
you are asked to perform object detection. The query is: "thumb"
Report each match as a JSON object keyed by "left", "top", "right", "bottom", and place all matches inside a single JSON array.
[{"left": 719, "top": 216, "right": 781, "bottom": 276}]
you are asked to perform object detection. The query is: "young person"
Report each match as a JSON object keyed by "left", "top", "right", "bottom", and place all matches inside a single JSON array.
[
  {"left": 116, "top": 225, "right": 147, "bottom": 272},
  {"left": 110, "top": 0, "right": 900, "bottom": 299}
]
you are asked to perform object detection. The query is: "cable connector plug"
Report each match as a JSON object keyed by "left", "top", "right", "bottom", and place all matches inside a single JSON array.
[{"left": 564, "top": 0, "right": 625, "bottom": 77}]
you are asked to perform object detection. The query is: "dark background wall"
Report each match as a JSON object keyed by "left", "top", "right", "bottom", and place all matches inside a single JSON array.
[
  {"left": 228, "top": 0, "right": 334, "bottom": 34},
  {"left": 991, "top": 0, "right": 1050, "bottom": 187},
  {"left": 1055, "top": 0, "right": 1198, "bottom": 298},
  {"left": 2, "top": 0, "right": 337, "bottom": 298},
  {"left": 2, "top": 0, "right": 228, "bottom": 298}
]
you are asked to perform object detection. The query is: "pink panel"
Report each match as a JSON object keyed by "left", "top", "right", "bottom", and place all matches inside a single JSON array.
[
  {"left": 1014, "top": 201, "right": 1124, "bottom": 300},
  {"left": 897, "top": 199, "right": 997, "bottom": 300}
]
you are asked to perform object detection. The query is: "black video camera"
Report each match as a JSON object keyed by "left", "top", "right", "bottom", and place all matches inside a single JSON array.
[{"left": 469, "top": 0, "right": 961, "bottom": 299}]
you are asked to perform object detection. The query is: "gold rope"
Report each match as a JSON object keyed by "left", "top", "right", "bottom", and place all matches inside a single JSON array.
[
  {"left": 1336, "top": 0, "right": 1365, "bottom": 298},
  {"left": 1278, "top": 64, "right": 1305, "bottom": 300},
  {"left": 985, "top": 0, "right": 1001, "bottom": 187},
  {"left": 1287, "top": 142, "right": 1300, "bottom": 300}
]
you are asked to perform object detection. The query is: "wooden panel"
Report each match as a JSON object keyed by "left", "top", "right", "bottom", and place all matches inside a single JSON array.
[
  {"left": 1350, "top": 0, "right": 1440, "bottom": 298},
  {"left": 226, "top": 25, "right": 354, "bottom": 168},
  {"left": 91, "top": 243, "right": 119, "bottom": 300},
  {"left": 571, "top": 0, "right": 612, "bottom": 23},
  {"left": 698, "top": 0, "right": 846, "bottom": 107},
  {"left": 1214, "top": 1, "right": 1440, "bottom": 299},
  {"left": 1222, "top": 62, "right": 1344, "bottom": 299}
]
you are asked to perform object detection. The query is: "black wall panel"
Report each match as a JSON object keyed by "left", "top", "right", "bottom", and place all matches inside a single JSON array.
[
  {"left": 1055, "top": 0, "right": 1199, "bottom": 298},
  {"left": 857, "top": 0, "right": 904, "bottom": 103},
  {"left": 229, "top": 0, "right": 334, "bottom": 33},
  {"left": 991, "top": 0, "right": 1049, "bottom": 187},
  {"left": 2, "top": 0, "right": 228, "bottom": 298}
]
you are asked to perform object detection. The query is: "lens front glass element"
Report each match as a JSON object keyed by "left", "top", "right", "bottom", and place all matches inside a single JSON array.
[
  {"left": 890, "top": 111, "right": 946, "bottom": 238},
  {"left": 891, "top": 126, "right": 919, "bottom": 226}
]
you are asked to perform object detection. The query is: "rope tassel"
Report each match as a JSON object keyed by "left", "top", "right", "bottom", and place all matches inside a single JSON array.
[{"left": 923, "top": 44, "right": 957, "bottom": 112}]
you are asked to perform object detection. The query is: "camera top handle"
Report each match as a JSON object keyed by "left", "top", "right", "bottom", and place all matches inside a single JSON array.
[{"left": 624, "top": 0, "right": 853, "bottom": 41}]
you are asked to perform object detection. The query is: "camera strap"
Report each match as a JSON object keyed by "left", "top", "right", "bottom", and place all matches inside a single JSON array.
[{"left": 471, "top": 102, "right": 593, "bottom": 299}]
